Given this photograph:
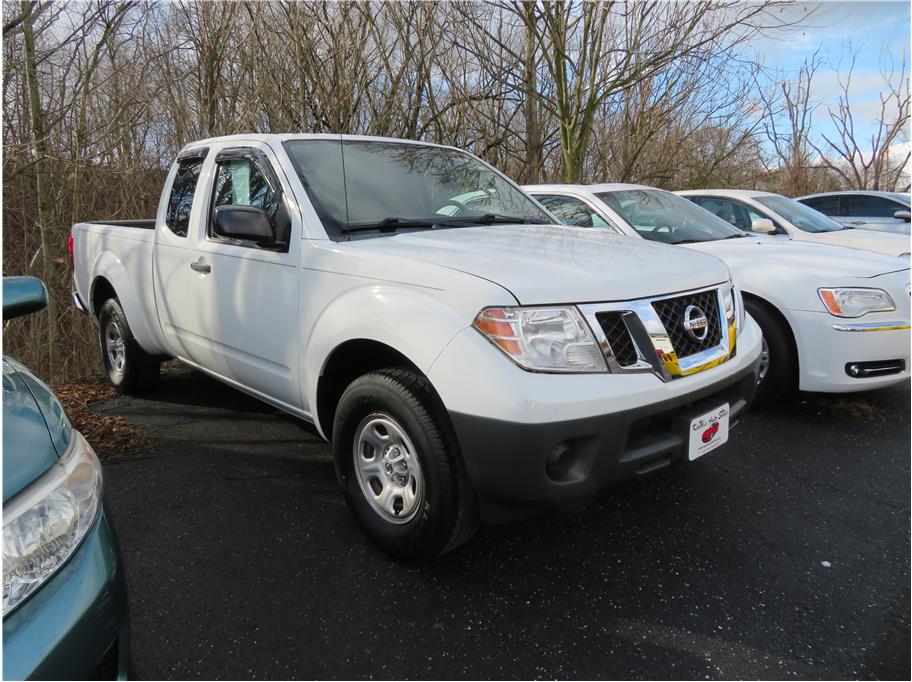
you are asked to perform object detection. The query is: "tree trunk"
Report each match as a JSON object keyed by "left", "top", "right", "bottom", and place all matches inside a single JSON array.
[
  {"left": 520, "top": 3, "right": 542, "bottom": 184},
  {"left": 21, "top": 0, "right": 60, "bottom": 381}
]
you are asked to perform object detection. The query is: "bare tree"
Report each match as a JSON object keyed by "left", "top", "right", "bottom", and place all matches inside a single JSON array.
[
  {"left": 758, "top": 49, "right": 824, "bottom": 195},
  {"left": 811, "top": 48, "right": 911, "bottom": 191}
]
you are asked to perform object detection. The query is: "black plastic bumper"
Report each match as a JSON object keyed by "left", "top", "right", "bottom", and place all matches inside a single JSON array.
[{"left": 450, "top": 358, "right": 759, "bottom": 523}]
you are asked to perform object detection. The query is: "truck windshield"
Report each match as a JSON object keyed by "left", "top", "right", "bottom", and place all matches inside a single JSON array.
[
  {"left": 283, "top": 139, "right": 552, "bottom": 238},
  {"left": 754, "top": 195, "right": 845, "bottom": 232},
  {"left": 596, "top": 189, "right": 744, "bottom": 244}
]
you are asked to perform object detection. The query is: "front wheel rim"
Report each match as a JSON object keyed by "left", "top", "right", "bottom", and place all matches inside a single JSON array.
[
  {"left": 105, "top": 320, "right": 126, "bottom": 378},
  {"left": 757, "top": 336, "right": 770, "bottom": 385},
  {"left": 353, "top": 413, "right": 424, "bottom": 524}
]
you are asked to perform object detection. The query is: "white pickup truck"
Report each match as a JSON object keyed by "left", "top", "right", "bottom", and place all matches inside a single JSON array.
[{"left": 72, "top": 134, "right": 762, "bottom": 559}]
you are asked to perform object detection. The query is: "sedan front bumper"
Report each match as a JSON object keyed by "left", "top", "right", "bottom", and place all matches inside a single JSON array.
[{"left": 792, "top": 309, "right": 911, "bottom": 393}]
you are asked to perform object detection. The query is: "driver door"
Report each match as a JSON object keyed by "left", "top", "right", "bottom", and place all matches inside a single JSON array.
[{"left": 185, "top": 142, "right": 303, "bottom": 411}]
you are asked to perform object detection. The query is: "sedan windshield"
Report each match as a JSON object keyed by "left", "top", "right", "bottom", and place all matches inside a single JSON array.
[
  {"left": 283, "top": 139, "right": 551, "bottom": 238},
  {"left": 596, "top": 189, "right": 744, "bottom": 244},
  {"left": 754, "top": 195, "right": 845, "bottom": 232}
]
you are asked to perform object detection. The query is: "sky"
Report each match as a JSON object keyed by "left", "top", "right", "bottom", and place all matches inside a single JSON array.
[{"left": 750, "top": 0, "right": 910, "bottom": 159}]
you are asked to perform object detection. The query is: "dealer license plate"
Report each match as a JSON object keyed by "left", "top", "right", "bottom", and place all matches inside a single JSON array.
[{"left": 688, "top": 403, "right": 729, "bottom": 461}]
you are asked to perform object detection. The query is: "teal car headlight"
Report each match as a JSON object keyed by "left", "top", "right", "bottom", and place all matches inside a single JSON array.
[{"left": 3, "top": 432, "right": 102, "bottom": 615}]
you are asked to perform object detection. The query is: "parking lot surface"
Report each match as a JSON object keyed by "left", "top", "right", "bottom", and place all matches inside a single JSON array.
[{"left": 98, "top": 367, "right": 910, "bottom": 680}]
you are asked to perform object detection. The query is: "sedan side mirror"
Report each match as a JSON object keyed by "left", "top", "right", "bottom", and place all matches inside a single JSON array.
[
  {"left": 750, "top": 218, "right": 776, "bottom": 233},
  {"left": 2, "top": 276, "right": 48, "bottom": 320},
  {"left": 893, "top": 209, "right": 910, "bottom": 222},
  {"left": 212, "top": 205, "right": 276, "bottom": 244}
]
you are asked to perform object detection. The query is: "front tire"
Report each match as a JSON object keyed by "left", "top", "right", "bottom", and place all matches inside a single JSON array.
[
  {"left": 98, "top": 298, "right": 160, "bottom": 394},
  {"left": 333, "top": 368, "right": 478, "bottom": 561},
  {"left": 745, "top": 299, "right": 796, "bottom": 404}
]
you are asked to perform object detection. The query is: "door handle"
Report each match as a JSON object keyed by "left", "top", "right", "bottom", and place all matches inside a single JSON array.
[{"left": 190, "top": 259, "right": 211, "bottom": 273}]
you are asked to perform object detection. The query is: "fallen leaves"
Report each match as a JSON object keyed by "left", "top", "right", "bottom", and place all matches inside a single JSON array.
[{"left": 53, "top": 379, "right": 153, "bottom": 460}]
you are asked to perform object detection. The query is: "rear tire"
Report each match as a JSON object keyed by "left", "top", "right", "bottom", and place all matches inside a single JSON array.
[
  {"left": 98, "top": 298, "right": 160, "bottom": 394},
  {"left": 333, "top": 368, "right": 478, "bottom": 562},
  {"left": 745, "top": 299, "right": 796, "bottom": 404}
]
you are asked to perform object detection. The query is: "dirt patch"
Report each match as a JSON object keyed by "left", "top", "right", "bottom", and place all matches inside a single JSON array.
[{"left": 53, "top": 380, "right": 153, "bottom": 460}]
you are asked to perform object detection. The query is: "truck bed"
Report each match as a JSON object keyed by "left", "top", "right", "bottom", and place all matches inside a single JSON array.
[{"left": 84, "top": 219, "right": 155, "bottom": 229}]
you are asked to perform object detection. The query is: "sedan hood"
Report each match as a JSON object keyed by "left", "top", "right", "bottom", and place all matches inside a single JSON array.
[
  {"left": 808, "top": 229, "right": 910, "bottom": 258},
  {"left": 2, "top": 358, "right": 62, "bottom": 502},
  {"left": 685, "top": 237, "right": 909, "bottom": 279},
  {"left": 349, "top": 224, "right": 730, "bottom": 304}
]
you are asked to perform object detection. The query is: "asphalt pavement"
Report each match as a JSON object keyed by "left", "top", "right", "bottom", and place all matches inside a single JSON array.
[{"left": 97, "top": 367, "right": 910, "bottom": 680}]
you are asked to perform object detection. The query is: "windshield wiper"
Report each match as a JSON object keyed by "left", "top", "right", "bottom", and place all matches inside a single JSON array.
[
  {"left": 441, "top": 213, "right": 551, "bottom": 226},
  {"left": 671, "top": 239, "right": 701, "bottom": 244},
  {"left": 339, "top": 217, "right": 445, "bottom": 234},
  {"left": 723, "top": 234, "right": 747, "bottom": 239}
]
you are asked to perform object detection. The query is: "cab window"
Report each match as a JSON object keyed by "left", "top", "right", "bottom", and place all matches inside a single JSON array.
[
  {"left": 165, "top": 154, "right": 206, "bottom": 237},
  {"left": 209, "top": 155, "right": 287, "bottom": 249}
]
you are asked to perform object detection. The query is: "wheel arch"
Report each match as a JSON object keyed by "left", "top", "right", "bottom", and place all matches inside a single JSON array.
[
  {"left": 741, "top": 291, "right": 800, "bottom": 375},
  {"left": 316, "top": 338, "right": 425, "bottom": 442}
]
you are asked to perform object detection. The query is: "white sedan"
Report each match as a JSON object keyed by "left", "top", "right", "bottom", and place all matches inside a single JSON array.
[
  {"left": 524, "top": 183, "right": 911, "bottom": 402},
  {"left": 676, "top": 189, "right": 910, "bottom": 258}
]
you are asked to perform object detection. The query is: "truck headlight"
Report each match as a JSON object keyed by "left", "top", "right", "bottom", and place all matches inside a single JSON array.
[
  {"left": 818, "top": 287, "right": 896, "bottom": 318},
  {"left": 474, "top": 306, "right": 607, "bottom": 372},
  {"left": 2, "top": 431, "right": 102, "bottom": 615}
]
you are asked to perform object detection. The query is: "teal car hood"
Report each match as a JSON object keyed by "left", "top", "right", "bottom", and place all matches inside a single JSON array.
[{"left": 2, "top": 358, "right": 72, "bottom": 502}]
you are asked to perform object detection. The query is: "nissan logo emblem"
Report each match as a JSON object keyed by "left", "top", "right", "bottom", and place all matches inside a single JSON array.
[{"left": 682, "top": 305, "right": 709, "bottom": 341}]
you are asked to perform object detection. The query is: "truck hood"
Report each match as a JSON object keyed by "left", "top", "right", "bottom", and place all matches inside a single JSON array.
[
  {"left": 683, "top": 237, "right": 909, "bottom": 279},
  {"left": 348, "top": 224, "right": 730, "bottom": 304},
  {"left": 2, "top": 358, "right": 62, "bottom": 502},
  {"left": 804, "top": 228, "right": 911, "bottom": 258}
]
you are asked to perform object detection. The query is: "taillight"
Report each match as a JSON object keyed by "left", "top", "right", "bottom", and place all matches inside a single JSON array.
[{"left": 67, "top": 233, "right": 74, "bottom": 269}]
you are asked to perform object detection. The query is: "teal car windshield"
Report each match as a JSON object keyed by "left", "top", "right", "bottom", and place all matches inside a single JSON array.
[
  {"left": 596, "top": 189, "right": 743, "bottom": 244},
  {"left": 755, "top": 195, "right": 845, "bottom": 232},
  {"left": 283, "top": 139, "right": 552, "bottom": 238}
]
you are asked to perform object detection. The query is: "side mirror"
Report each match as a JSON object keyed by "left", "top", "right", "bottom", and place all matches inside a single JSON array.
[
  {"left": 893, "top": 209, "right": 910, "bottom": 222},
  {"left": 212, "top": 205, "right": 275, "bottom": 243},
  {"left": 751, "top": 218, "right": 776, "bottom": 233},
  {"left": 2, "top": 276, "right": 48, "bottom": 320}
]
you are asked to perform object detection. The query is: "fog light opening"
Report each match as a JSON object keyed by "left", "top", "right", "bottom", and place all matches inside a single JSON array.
[{"left": 546, "top": 443, "right": 574, "bottom": 481}]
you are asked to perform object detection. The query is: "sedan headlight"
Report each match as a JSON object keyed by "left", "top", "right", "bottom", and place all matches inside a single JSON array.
[
  {"left": 474, "top": 306, "right": 607, "bottom": 372},
  {"left": 3, "top": 432, "right": 102, "bottom": 615},
  {"left": 818, "top": 287, "right": 896, "bottom": 318}
]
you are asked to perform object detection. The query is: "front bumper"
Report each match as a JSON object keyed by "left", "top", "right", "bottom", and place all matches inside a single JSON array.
[
  {"left": 429, "top": 318, "right": 763, "bottom": 522},
  {"left": 2, "top": 505, "right": 130, "bottom": 680},
  {"left": 449, "top": 358, "right": 758, "bottom": 521},
  {"left": 791, "top": 309, "right": 911, "bottom": 393}
]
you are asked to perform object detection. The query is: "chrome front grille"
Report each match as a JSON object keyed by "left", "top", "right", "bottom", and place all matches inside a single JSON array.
[
  {"left": 595, "top": 312, "right": 638, "bottom": 367},
  {"left": 652, "top": 289, "right": 722, "bottom": 359},
  {"left": 579, "top": 283, "right": 736, "bottom": 381}
]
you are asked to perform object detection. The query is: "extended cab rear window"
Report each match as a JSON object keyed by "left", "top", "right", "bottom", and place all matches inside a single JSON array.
[{"left": 166, "top": 152, "right": 207, "bottom": 237}]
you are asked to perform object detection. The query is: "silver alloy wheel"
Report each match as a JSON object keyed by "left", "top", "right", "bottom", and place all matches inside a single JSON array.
[
  {"left": 105, "top": 320, "right": 126, "bottom": 378},
  {"left": 757, "top": 335, "right": 770, "bottom": 385},
  {"left": 353, "top": 413, "right": 424, "bottom": 524}
]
